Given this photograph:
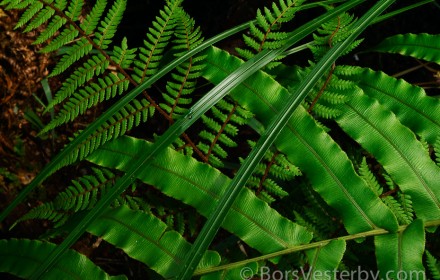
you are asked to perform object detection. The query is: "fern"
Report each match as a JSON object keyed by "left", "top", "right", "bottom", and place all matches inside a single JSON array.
[
  {"left": 13, "top": 168, "right": 117, "bottom": 228},
  {"left": 160, "top": 10, "right": 205, "bottom": 120},
  {"left": 236, "top": 0, "right": 305, "bottom": 69},
  {"left": 426, "top": 251, "right": 440, "bottom": 280},
  {"left": 132, "top": 0, "right": 181, "bottom": 83},
  {"left": 241, "top": 140, "right": 300, "bottom": 204},
  {"left": 357, "top": 157, "right": 383, "bottom": 196},
  {"left": 309, "top": 12, "right": 363, "bottom": 61},
  {"left": 434, "top": 135, "right": 440, "bottom": 167},
  {"left": 358, "top": 158, "right": 414, "bottom": 225},
  {"left": 198, "top": 98, "right": 254, "bottom": 167}
]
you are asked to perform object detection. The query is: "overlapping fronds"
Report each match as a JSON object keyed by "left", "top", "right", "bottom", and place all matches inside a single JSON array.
[
  {"left": 198, "top": 98, "right": 254, "bottom": 167},
  {"left": 309, "top": 12, "right": 363, "bottom": 60},
  {"left": 375, "top": 219, "right": 425, "bottom": 280},
  {"left": 242, "top": 140, "right": 301, "bottom": 204},
  {"left": 203, "top": 46, "right": 398, "bottom": 234},
  {"left": 337, "top": 93, "right": 440, "bottom": 221},
  {"left": 60, "top": 98, "right": 155, "bottom": 166},
  {"left": 132, "top": 0, "right": 182, "bottom": 83},
  {"left": 42, "top": 73, "right": 131, "bottom": 133},
  {"left": 13, "top": 168, "right": 117, "bottom": 228},
  {"left": 343, "top": 67, "right": 440, "bottom": 143},
  {"left": 236, "top": 0, "right": 306, "bottom": 69},
  {"left": 358, "top": 158, "right": 414, "bottom": 225},
  {"left": 88, "top": 206, "right": 221, "bottom": 278},
  {"left": 87, "top": 135, "right": 313, "bottom": 255},
  {"left": 160, "top": 10, "right": 205, "bottom": 120},
  {"left": 294, "top": 181, "right": 339, "bottom": 241}
]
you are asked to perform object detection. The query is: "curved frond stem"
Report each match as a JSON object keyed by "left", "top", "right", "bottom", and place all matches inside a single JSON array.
[
  {"left": 257, "top": 151, "right": 279, "bottom": 194},
  {"left": 308, "top": 63, "right": 336, "bottom": 112},
  {"left": 193, "top": 219, "right": 440, "bottom": 276},
  {"left": 205, "top": 103, "right": 238, "bottom": 162},
  {"left": 169, "top": 57, "right": 193, "bottom": 120},
  {"left": 258, "top": 0, "right": 298, "bottom": 52}
]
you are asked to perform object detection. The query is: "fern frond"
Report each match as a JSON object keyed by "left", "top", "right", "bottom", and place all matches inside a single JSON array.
[
  {"left": 382, "top": 196, "right": 412, "bottom": 225},
  {"left": 80, "top": 0, "right": 107, "bottom": 35},
  {"left": 93, "top": 0, "right": 125, "bottom": 50},
  {"left": 198, "top": 99, "right": 253, "bottom": 167},
  {"left": 60, "top": 98, "right": 154, "bottom": 166},
  {"left": 434, "top": 135, "right": 440, "bottom": 167},
  {"left": 308, "top": 103, "right": 342, "bottom": 119},
  {"left": 111, "top": 37, "right": 137, "bottom": 69},
  {"left": 357, "top": 157, "right": 383, "bottom": 196},
  {"left": 14, "top": 168, "right": 116, "bottom": 228},
  {"left": 65, "top": 0, "right": 84, "bottom": 21},
  {"left": 236, "top": 0, "right": 305, "bottom": 69},
  {"left": 39, "top": 24, "right": 76, "bottom": 51},
  {"left": 23, "top": 5, "right": 56, "bottom": 33},
  {"left": 242, "top": 140, "right": 300, "bottom": 203},
  {"left": 310, "top": 12, "right": 363, "bottom": 60},
  {"left": 49, "top": 38, "right": 94, "bottom": 77},
  {"left": 291, "top": 65, "right": 361, "bottom": 119},
  {"left": 160, "top": 10, "right": 205, "bottom": 120},
  {"left": 42, "top": 73, "right": 130, "bottom": 133},
  {"left": 15, "top": 1, "right": 44, "bottom": 29},
  {"left": 132, "top": 0, "right": 181, "bottom": 83},
  {"left": 426, "top": 251, "right": 440, "bottom": 280},
  {"left": 46, "top": 54, "right": 109, "bottom": 110}
]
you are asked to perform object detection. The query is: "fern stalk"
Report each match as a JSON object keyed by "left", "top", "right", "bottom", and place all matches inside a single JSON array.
[{"left": 193, "top": 219, "right": 440, "bottom": 276}]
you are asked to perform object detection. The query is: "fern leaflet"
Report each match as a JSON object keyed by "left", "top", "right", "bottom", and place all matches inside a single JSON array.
[
  {"left": 132, "top": 0, "right": 181, "bottom": 83},
  {"left": 12, "top": 168, "right": 117, "bottom": 228},
  {"left": 236, "top": 0, "right": 305, "bottom": 69}
]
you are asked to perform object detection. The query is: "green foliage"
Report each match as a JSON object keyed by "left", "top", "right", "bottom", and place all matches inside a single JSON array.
[
  {"left": 426, "top": 251, "right": 440, "bottom": 280},
  {"left": 0, "top": 239, "right": 127, "bottom": 279},
  {"left": 236, "top": 0, "right": 306, "bottom": 69},
  {"left": 1, "top": 0, "right": 440, "bottom": 279}
]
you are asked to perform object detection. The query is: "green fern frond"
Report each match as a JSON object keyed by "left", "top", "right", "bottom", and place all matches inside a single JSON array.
[
  {"left": 241, "top": 140, "right": 300, "bottom": 203},
  {"left": 132, "top": 0, "right": 181, "bottom": 83},
  {"left": 236, "top": 0, "right": 305, "bottom": 69},
  {"left": 382, "top": 196, "right": 412, "bottom": 225},
  {"left": 15, "top": 1, "right": 44, "bottom": 29},
  {"left": 80, "top": 0, "right": 107, "bottom": 35},
  {"left": 426, "top": 251, "right": 440, "bottom": 280},
  {"left": 61, "top": 98, "right": 154, "bottom": 166},
  {"left": 198, "top": 99, "right": 253, "bottom": 167},
  {"left": 291, "top": 65, "right": 361, "bottom": 119},
  {"left": 310, "top": 12, "right": 363, "bottom": 60},
  {"left": 45, "top": 54, "right": 109, "bottom": 110},
  {"left": 434, "top": 136, "right": 440, "bottom": 167},
  {"left": 13, "top": 168, "right": 116, "bottom": 228},
  {"left": 42, "top": 75, "right": 127, "bottom": 133},
  {"left": 93, "top": 0, "right": 125, "bottom": 50},
  {"left": 160, "top": 10, "right": 205, "bottom": 120},
  {"left": 358, "top": 157, "right": 383, "bottom": 196},
  {"left": 42, "top": 73, "right": 130, "bottom": 133},
  {"left": 397, "top": 192, "right": 414, "bottom": 223},
  {"left": 49, "top": 38, "right": 94, "bottom": 77},
  {"left": 111, "top": 37, "right": 138, "bottom": 69},
  {"left": 23, "top": 5, "right": 56, "bottom": 33},
  {"left": 308, "top": 103, "right": 342, "bottom": 119}
]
